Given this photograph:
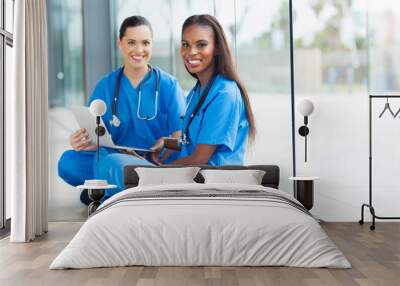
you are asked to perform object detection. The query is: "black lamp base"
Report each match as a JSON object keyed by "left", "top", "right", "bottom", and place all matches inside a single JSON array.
[
  {"left": 294, "top": 180, "right": 314, "bottom": 210},
  {"left": 87, "top": 189, "right": 105, "bottom": 216},
  {"left": 298, "top": 126, "right": 309, "bottom": 136},
  {"left": 95, "top": 126, "right": 106, "bottom": 136}
]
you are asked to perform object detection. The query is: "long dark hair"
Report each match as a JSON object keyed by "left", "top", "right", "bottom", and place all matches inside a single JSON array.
[{"left": 182, "top": 14, "right": 256, "bottom": 143}]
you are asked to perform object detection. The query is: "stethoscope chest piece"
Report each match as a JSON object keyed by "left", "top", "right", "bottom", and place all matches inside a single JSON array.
[
  {"left": 112, "top": 65, "right": 160, "bottom": 126},
  {"left": 110, "top": 114, "right": 121, "bottom": 127},
  {"left": 180, "top": 133, "right": 190, "bottom": 145}
]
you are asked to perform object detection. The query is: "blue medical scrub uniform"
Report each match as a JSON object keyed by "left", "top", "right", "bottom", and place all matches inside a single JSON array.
[
  {"left": 58, "top": 66, "right": 185, "bottom": 199},
  {"left": 176, "top": 74, "right": 249, "bottom": 165}
]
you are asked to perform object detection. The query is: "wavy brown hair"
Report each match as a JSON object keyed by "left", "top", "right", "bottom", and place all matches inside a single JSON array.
[{"left": 182, "top": 14, "right": 256, "bottom": 143}]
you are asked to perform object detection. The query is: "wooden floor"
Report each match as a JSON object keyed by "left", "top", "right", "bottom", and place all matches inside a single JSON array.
[{"left": 0, "top": 222, "right": 399, "bottom": 286}]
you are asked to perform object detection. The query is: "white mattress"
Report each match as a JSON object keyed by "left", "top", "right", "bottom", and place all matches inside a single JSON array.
[{"left": 50, "top": 183, "right": 351, "bottom": 269}]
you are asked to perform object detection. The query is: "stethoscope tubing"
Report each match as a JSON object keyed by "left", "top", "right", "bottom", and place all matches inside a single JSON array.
[
  {"left": 111, "top": 65, "right": 160, "bottom": 127},
  {"left": 180, "top": 75, "right": 216, "bottom": 146}
]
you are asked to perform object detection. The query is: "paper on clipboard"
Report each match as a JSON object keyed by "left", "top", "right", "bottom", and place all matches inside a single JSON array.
[{"left": 70, "top": 106, "right": 153, "bottom": 153}]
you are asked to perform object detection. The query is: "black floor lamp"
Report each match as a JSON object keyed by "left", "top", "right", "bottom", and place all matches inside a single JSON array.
[
  {"left": 297, "top": 99, "right": 315, "bottom": 163},
  {"left": 89, "top": 99, "right": 107, "bottom": 162}
]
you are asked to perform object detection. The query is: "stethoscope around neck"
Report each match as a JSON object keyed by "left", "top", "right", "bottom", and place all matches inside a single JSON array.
[
  {"left": 180, "top": 75, "right": 216, "bottom": 146},
  {"left": 110, "top": 65, "right": 160, "bottom": 127}
]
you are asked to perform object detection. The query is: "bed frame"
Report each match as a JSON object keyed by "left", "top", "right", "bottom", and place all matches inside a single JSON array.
[{"left": 124, "top": 165, "right": 280, "bottom": 189}]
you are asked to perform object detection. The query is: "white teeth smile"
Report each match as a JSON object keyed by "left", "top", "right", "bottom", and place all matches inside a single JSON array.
[{"left": 188, "top": 60, "right": 201, "bottom": 65}]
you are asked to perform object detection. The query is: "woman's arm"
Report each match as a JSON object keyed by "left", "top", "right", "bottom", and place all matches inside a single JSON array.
[
  {"left": 171, "top": 144, "right": 216, "bottom": 165},
  {"left": 151, "top": 136, "right": 181, "bottom": 152},
  {"left": 159, "top": 131, "right": 182, "bottom": 162},
  {"left": 167, "top": 131, "right": 182, "bottom": 150},
  {"left": 150, "top": 135, "right": 181, "bottom": 165}
]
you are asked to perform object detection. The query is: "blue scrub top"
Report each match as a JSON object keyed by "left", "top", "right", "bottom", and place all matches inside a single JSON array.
[
  {"left": 88, "top": 66, "right": 185, "bottom": 149},
  {"left": 177, "top": 74, "right": 249, "bottom": 166}
]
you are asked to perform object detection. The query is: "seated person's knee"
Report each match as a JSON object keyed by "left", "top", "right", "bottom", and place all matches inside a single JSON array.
[
  {"left": 58, "top": 151, "right": 74, "bottom": 177},
  {"left": 58, "top": 150, "right": 83, "bottom": 186}
]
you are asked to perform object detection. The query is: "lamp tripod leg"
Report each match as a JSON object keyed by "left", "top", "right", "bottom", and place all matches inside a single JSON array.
[
  {"left": 97, "top": 130, "right": 99, "bottom": 162},
  {"left": 96, "top": 117, "right": 100, "bottom": 162},
  {"left": 305, "top": 134, "right": 307, "bottom": 162}
]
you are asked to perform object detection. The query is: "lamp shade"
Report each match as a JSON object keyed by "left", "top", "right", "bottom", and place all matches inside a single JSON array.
[
  {"left": 89, "top": 99, "right": 107, "bottom": 117},
  {"left": 297, "top": 99, "right": 314, "bottom": 116}
]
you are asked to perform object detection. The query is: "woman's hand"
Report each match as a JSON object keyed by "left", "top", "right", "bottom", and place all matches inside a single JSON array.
[
  {"left": 69, "top": 128, "right": 97, "bottom": 151},
  {"left": 149, "top": 137, "right": 166, "bottom": 165}
]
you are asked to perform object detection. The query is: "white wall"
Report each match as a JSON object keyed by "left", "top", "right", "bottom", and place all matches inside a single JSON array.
[
  {"left": 296, "top": 94, "right": 369, "bottom": 221},
  {"left": 247, "top": 91, "right": 400, "bottom": 222}
]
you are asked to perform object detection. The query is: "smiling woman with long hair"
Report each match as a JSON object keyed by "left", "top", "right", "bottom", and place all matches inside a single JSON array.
[{"left": 151, "top": 14, "right": 256, "bottom": 166}]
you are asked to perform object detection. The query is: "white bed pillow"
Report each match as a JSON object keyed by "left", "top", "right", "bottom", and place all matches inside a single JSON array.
[
  {"left": 135, "top": 167, "right": 200, "bottom": 186},
  {"left": 200, "top": 169, "right": 266, "bottom": 185}
]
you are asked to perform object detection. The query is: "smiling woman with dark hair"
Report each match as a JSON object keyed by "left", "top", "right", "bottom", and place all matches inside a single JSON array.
[
  {"left": 57, "top": 16, "right": 185, "bottom": 204},
  {"left": 151, "top": 14, "right": 256, "bottom": 166}
]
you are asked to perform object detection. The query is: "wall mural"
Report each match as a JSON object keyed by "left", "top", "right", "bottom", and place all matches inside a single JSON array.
[{"left": 49, "top": 0, "right": 393, "bottom": 222}]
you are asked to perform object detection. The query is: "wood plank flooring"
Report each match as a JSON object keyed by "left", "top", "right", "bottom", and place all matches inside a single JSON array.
[{"left": 0, "top": 222, "right": 399, "bottom": 286}]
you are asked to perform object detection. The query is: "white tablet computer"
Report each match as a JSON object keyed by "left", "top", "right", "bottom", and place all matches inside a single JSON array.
[{"left": 70, "top": 106, "right": 152, "bottom": 153}]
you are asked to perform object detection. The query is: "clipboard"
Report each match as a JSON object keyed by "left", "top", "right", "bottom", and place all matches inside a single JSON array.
[{"left": 70, "top": 106, "right": 153, "bottom": 153}]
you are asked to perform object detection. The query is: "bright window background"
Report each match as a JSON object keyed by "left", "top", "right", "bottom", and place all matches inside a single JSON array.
[
  {"left": 5, "top": 0, "right": 13, "bottom": 33},
  {"left": 293, "top": 0, "right": 367, "bottom": 94},
  {"left": 48, "top": 0, "right": 85, "bottom": 221},
  {"left": 369, "top": 1, "right": 400, "bottom": 91},
  {"left": 293, "top": 0, "right": 369, "bottom": 220},
  {"left": 235, "top": 0, "right": 293, "bottom": 192},
  {"left": 2, "top": 0, "right": 14, "bottom": 227}
]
